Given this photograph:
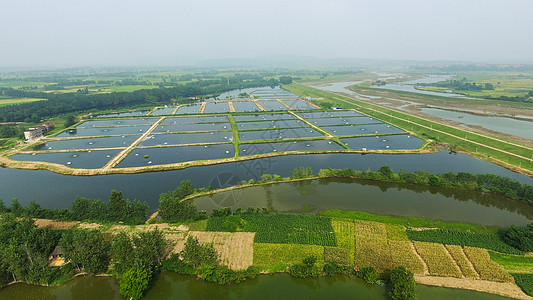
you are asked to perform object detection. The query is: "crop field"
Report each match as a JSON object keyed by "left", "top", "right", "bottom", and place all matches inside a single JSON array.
[
  {"left": 206, "top": 214, "right": 337, "bottom": 246},
  {"left": 188, "top": 231, "right": 255, "bottom": 270},
  {"left": 511, "top": 273, "right": 533, "bottom": 296},
  {"left": 355, "top": 236, "right": 393, "bottom": 272},
  {"left": 324, "top": 247, "right": 350, "bottom": 265},
  {"left": 331, "top": 220, "right": 355, "bottom": 264},
  {"left": 388, "top": 240, "right": 425, "bottom": 274},
  {"left": 445, "top": 245, "right": 480, "bottom": 279},
  {"left": 0, "top": 97, "right": 46, "bottom": 106},
  {"left": 464, "top": 247, "right": 514, "bottom": 282},
  {"left": 489, "top": 251, "right": 533, "bottom": 273},
  {"left": 385, "top": 224, "right": 409, "bottom": 241},
  {"left": 413, "top": 241, "right": 463, "bottom": 277},
  {"left": 355, "top": 220, "right": 387, "bottom": 239},
  {"left": 406, "top": 229, "right": 522, "bottom": 254},
  {"left": 253, "top": 243, "right": 324, "bottom": 268}
]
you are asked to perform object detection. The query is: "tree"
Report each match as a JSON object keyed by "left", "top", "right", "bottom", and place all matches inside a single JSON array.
[
  {"left": 0, "top": 199, "right": 7, "bottom": 213},
  {"left": 389, "top": 266, "right": 417, "bottom": 300},
  {"left": 503, "top": 224, "right": 533, "bottom": 252},
  {"left": 181, "top": 236, "right": 217, "bottom": 268},
  {"left": 158, "top": 180, "right": 197, "bottom": 222},
  {"left": 119, "top": 267, "right": 149, "bottom": 300},
  {"left": 64, "top": 114, "right": 76, "bottom": 128},
  {"left": 10, "top": 198, "right": 23, "bottom": 216},
  {"left": 378, "top": 166, "right": 394, "bottom": 179},
  {"left": 279, "top": 76, "right": 293, "bottom": 85},
  {"left": 108, "top": 190, "right": 130, "bottom": 221},
  {"left": 111, "top": 232, "right": 134, "bottom": 276},
  {"left": 59, "top": 229, "right": 110, "bottom": 274}
]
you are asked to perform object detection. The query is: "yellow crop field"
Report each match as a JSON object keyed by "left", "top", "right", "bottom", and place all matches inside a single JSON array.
[
  {"left": 464, "top": 247, "right": 514, "bottom": 282},
  {"left": 385, "top": 224, "right": 409, "bottom": 241},
  {"left": 355, "top": 220, "right": 387, "bottom": 239},
  {"left": 388, "top": 240, "right": 425, "bottom": 274},
  {"left": 355, "top": 235, "right": 392, "bottom": 272},
  {"left": 445, "top": 245, "right": 479, "bottom": 279},
  {"left": 414, "top": 241, "right": 462, "bottom": 277}
]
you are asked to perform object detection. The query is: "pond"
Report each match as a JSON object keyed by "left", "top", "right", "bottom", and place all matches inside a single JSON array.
[
  {"left": 239, "top": 140, "right": 344, "bottom": 155},
  {"left": 78, "top": 118, "right": 157, "bottom": 127},
  {"left": 340, "top": 134, "right": 424, "bottom": 150},
  {"left": 56, "top": 126, "right": 151, "bottom": 137},
  {"left": 322, "top": 123, "right": 405, "bottom": 136},
  {"left": 308, "top": 116, "right": 382, "bottom": 126},
  {"left": 153, "top": 123, "right": 231, "bottom": 133},
  {"left": 232, "top": 101, "right": 261, "bottom": 112},
  {"left": 95, "top": 110, "right": 149, "bottom": 118},
  {"left": 1, "top": 151, "right": 531, "bottom": 209},
  {"left": 236, "top": 119, "right": 308, "bottom": 130},
  {"left": 31, "top": 135, "right": 140, "bottom": 150},
  {"left": 162, "top": 115, "right": 228, "bottom": 124},
  {"left": 0, "top": 272, "right": 513, "bottom": 300},
  {"left": 281, "top": 99, "right": 319, "bottom": 110},
  {"left": 193, "top": 177, "right": 533, "bottom": 227},
  {"left": 233, "top": 113, "right": 295, "bottom": 122},
  {"left": 239, "top": 128, "right": 325, "bottom": 141},
  {"left": 421, "top": 107, "right": 533, "bottom": 140},
  {"left": 10, "top": 150, "right": 121, "bottom": 169},
  {"left": 116, "top": 143, "right": 234, "bottom": 168},
  {"left": 150, "top": 107, "right": 176, "bottom": 116},
  {"left": 176, "top": 104, "right": 202, "bottom": 114},
  {"left": 139, "top": 132, "right": 232, "bottom": 147},
  {"left": 297, "top": 110, "right": 362, "bottom": 118},
  {"left": 204, "top": 102, "right": 230, "bottom": 113},
  {"left": 256, "top": 100, "right": 290, "bottom": 111}
]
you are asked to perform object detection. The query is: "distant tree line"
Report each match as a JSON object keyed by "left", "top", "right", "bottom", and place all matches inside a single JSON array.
[
  {"left": 424, "top": 79, "right": 494, "bottom": 91},
  {"left": 0, "top": 77, "right": 280, "bottom": 122}
]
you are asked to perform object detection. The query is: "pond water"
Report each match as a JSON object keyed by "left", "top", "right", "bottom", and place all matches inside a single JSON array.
[
  {"left": 297, "top": 110, "right": 362, "bottom": 118},
  {"left": 236, "top": 119, "right": 308, "bottom": 130},
  {"left": 150, "top": 107, "right": 176, "bottom": 116},
  {"left": 32, "top": 135, "right": 140, "bottom": 150},
  {"left": 10, "top": 150, "right": 121, "bottom": 169},
  {"left": 204, "top": 102, "right": 230, "bottom": 113},
  {"left": 340, "top": 134, "right": 424, "bottom": 150},
  {"left": 233, "top": 113, "right": 295, "bottom": 122},
  {"left": 162, "top": 115, "right": 228, "bottom": 124},
  {"left": 78, "top": 118, "right": 157, "bottom": 127},
  {"left": 1, "top": 151, "right": 531, "bottom": 209},
  {"left": 421, "top": 108, "right": 533, "bottom": 140},
  {"left": 176, "top": 104, "right": 202, "bottom": 114},
  {"left": 239, "top": 128, "right": 324, "bottom": 141},
  {"left": 153, "top": 123, "right": 231, "bottom": 133},
  {"left": 308, "top": 116, "right": 382, "bottom": 126},
  {"left": 281, "top": 99, "right": 318, "bottom": 110},
  {"left": 116, "top": 144, "right": 234, "bottom": 168},
  {"left": 256, "top": 100, "right": 290, "bottom": 111},
  {"left": 0, "top": 272, "right": 512, "bottom": 300},
  {"left": 56, "top": 126, "right": 150, "bottom": 137},
  {"left": 140, "top": 132, "right": 232, "bottom": 146},
  {"left": 239, "top": 140, "right": 344, "bottom": 155},
  {"left": 193, "top": 178, "right": 533, "bottom": 227},
  {"left": 322, "top": 123, "right": 405, "bottom": 136},
  {"left": 251, "top": 86, "right": 299, "bottom": 99},
  {"left": 233, "top": 101, "right": 261, "bottom": 112},
  {"left": 95, "top": 110, "right": 149, "bottom": 118}
]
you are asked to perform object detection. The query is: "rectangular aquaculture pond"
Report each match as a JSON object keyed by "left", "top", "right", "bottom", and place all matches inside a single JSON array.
[
  {"left": 239, "top": 127, "right": 324, "bottom": 141},
  {"left": 308, "top": 116, "right": 382, "bottom": 126},
  {"left": 340, "top": 134, "right": 424, "bottom": 150},
  {"left": 116, "top": 144, "right": 234, "bottom": 168},
  {"left": 56, "top": 126, "right": 151, "bottom": 137},
  {"left": 162, "top": 116, "right": 228, "bottom": 124},
  {"left": 153, "top": 123, "right": 231, "bottom": 133},
  {"left": 322, "top": 123, "right": 405, "bottom": 136},
  {"left": 150, "top": 107, "right": 176, "bottom": 116},
  {"left": 139, "top": 131, "right": 232, "bottom": 146},
  {"left": 232, "top": 101, "right": 261, "bottom": 112},
  {"left": 297, "top": 110, "right": 362, "bottom": 118},
  {"left": 176, "top": 104, "right": 202, "bottom": 114},
  {"left": 256, "top": 100, "right": 290, "bottom": 111},
  {"left": 281, "top": 99, "right": 319, "bottom": 110},
  {"left": 236, "top": 119, "right": 308, "bottom": 130},
  {"left": 240, "top": 139, "right": 343, "bottom": 155},
  {"left": 96, "top": 111, "right": 149, "bottom": 118},
  {"left": 32, "top": 135, "right": 141, "bottom": 150},
  {"left": 232, "top": 113, "right": 295, "bottom": 122},
  {"left": 78, "top": 118, "right": 157, "bottom": 127},
  {"left": 204, "top": 102, "right": 230, "bottom": 113},
  {"left": 10, "top": 149, "right": 121, "bottom": 169}
]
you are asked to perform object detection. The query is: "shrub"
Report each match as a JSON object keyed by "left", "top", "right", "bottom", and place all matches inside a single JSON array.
[
  {"left": 389, "top": 265, "right": 417, "bottom": 300},
  {"left": 503, "top": 224, "right": 533, "bottom": 252},
  {"left": 181, "top": 236, "right": 217, "bottom": 268},
  {"left": 119, "top": 267, "right": 149, "bottom": 300},
  {"left": 359, "top": 267, "right": 378, "bottom": 284}
]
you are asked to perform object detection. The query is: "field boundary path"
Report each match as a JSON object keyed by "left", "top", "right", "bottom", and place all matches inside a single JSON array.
[{"left": 101, "top": 117, "right": 165, "bottom": 173}]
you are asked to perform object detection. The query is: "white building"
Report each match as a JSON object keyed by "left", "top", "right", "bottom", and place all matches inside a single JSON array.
[{"left": 24, "top": 127, "right": 43, "bottom": 141}]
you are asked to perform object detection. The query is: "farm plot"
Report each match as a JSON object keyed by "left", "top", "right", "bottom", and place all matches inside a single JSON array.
[
  {"left": 413, "top": 241, "right": 463, "bottom": 277},
  {"left": 332, "top": 220, "right": 356, "bottom": 265},
  {"left": 355, "top": 235, "right": 393, "bottom": 272},
  {"left": 355, "top": 220, "right": 387, "bottom": 239},
  {"left": 388, "top": 240, "right": 425, "bottom": 274},
  {"left": 445, "top": 245, "right": 480, "bottom": 279},
  {"left": 254, "top": 243, "right": 324, "bottom": 267},
  {"left": 206, "top": 214, "right": 337, "bottom": 246},
  {"left": 464, "top": 246, "right": 514, "bottom": 282},
  {"left": 188, "top": 231, "right": 255, "bottom": 270}
]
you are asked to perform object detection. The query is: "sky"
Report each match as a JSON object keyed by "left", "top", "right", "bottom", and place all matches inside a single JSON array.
[{"left": 0, "top": 0, "right": 532, "bottom": 67}]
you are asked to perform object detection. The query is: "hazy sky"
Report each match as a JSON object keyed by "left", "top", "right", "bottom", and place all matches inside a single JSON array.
[{"left": 1, "top": 0, "right": 532, "bottom": 67}]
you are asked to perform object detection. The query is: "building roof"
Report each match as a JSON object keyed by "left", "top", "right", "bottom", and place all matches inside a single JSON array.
[{"left": 50, "top": 245, "right": 64, "bottom": 257}]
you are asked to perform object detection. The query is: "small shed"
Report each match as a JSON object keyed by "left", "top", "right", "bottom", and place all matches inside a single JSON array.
[{"left": 49, "top": 246, "right": 65, "bottom": 267}]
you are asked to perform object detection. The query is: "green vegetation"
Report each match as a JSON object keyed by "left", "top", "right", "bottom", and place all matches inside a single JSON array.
[
  {"left": 512, "top": 273, "right": 533, "bottom": 296},
  {"left": 503, "top": 224, "right": 533, "bottom": 252},
  {"left": 180, "top": 236, "right": 217, "bottom": 268},
  {"left": 253, "top": 243, "right": 324, "bottom": 268},
  {"left": 289, "top": 255, "right": 319, "bottom": 278},
  {"left": 407, "top": 228, "right": 522, "bottom": 254},
  {"left": 489, "top": 251, "right": 533, "bottom": 273},
  {"left": 207, "top": 213, "right": 336, "bottom": 246},
  {"left": 59, "top": 229, "right": 110, "bottom": 275},
  {"left": 158, "top": 180, "right": 203, "bottom": 222},
  {"left": 389, "top": 265, "right": 417, "bottom": 300}
]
